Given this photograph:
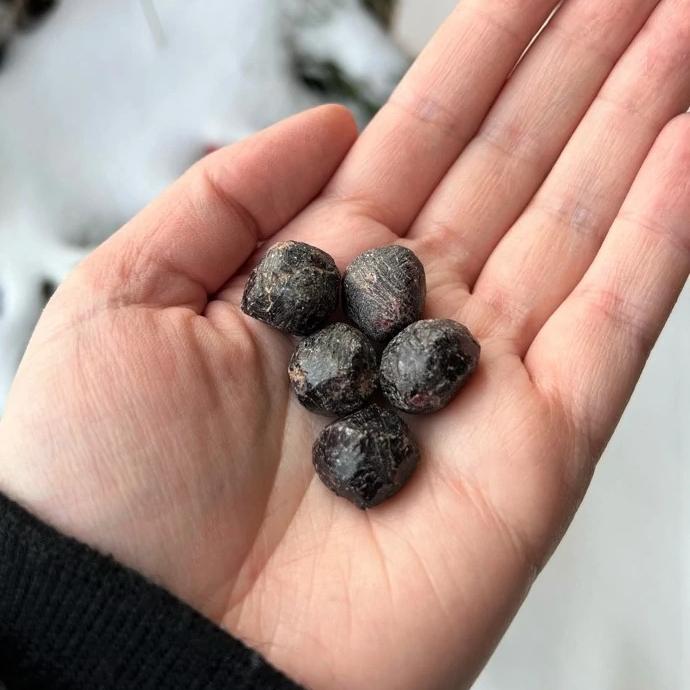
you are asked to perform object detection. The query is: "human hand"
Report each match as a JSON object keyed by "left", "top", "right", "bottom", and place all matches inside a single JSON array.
[{"left": 1, "top": 1, "right": 688, "bottom": 688}]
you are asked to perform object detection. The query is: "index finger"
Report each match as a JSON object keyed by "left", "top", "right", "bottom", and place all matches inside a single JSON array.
[{"left": 324, "top": 0, "right": 560, "bottom": 234}]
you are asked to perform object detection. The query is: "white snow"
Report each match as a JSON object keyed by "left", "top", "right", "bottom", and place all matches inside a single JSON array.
[{"left": 0, "top": 0, "right": 407, "bottom": 403}]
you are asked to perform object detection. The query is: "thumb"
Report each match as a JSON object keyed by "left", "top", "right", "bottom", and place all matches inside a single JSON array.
[{"left": 75, "top": 105, "right": 358, "bottom": 311}]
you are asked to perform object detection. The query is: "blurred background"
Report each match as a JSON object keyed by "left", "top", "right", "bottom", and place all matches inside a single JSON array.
[{"left": 0, "top": 1, "right": 687, "bottom": 688}]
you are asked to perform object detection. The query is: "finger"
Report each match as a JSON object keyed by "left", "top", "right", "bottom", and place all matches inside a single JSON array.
[
  {"left": 470, "top": 0, "right": 690, "bottom": 350},
  {"left": 323, "top": 0, "right": 560, "bottom": 234},
  {"left": 75, "top": 106, "right": 358, "bottom": 311},
  {"left": 408, "top": 0, "right": 661, "bottom": 285},
  {"left": 527, "top": 114, "right": 690, "bottom": 457}
]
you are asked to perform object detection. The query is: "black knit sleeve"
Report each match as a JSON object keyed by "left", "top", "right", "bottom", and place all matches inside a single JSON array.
[{"left": 0, "top": 492, "right": 303, "bottom": 690}]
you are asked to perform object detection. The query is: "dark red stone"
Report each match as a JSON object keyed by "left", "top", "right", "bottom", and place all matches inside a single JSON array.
[
  {"left": 312, "top": 404, "right": 420, "bottom": 509},
  {"left": 288, "top": 323, "right": 378, "bottom": 416},
  {"left": 379, "top": 319, "right": 480, "bottom": 414},
  {"left": 241, "top": 241, "right": 340, "bottom": 336},
  {"left": 343, "top": 245, "right": 426, "bottom": 342}
]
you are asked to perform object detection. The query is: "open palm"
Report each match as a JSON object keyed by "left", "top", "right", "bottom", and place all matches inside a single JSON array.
[{"left": 1, "top": 2, "right": 689, "bottom": 689}]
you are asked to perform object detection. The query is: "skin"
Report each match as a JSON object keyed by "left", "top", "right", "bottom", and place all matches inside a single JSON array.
[{"left": 1, "top": 1, "right": 689, "bottom": 688}]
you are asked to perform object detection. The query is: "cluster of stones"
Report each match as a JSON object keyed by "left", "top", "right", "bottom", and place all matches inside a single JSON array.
[{"left": 241, "top": 241, "right": 480, "bottom": 509}]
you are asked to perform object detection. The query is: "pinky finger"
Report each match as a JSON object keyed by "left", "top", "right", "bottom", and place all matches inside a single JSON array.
[{"left": 526, "top": 114, "right": 690, "bottom": 457}]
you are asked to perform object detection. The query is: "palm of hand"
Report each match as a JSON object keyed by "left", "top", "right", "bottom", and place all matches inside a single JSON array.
[
  {"left": 4, "top": 224, "right": 566, "bottom": 690},
  {"left": 2, "top": 2, "right": 689, "bottom": 689}
]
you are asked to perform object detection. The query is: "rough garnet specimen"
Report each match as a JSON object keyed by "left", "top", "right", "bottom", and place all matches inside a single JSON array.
[
  {"left": 312, "top": 404, "right": 419, "bottom": 509},
  {"left": 288, "top": 323, "right": 378, "bottom": 416},
  {"left": 241, "top": 241, "right": 340, "bottom": 336},
  {"left": 379, "top": 319, "right": 480, "bottom": 414},
  {"left": 343, "top": 245, "right": 426, "bottom": 342}
]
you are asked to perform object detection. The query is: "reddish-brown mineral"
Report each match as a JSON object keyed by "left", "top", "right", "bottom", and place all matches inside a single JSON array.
[
  {"left": 312, "top": 404, "right": 419, "bottom": 509},
  {"left": 288, "top": 323, "right": 378, "bottom": 416},
  {"left": 343, "top": 245, "right": 426, "bottom": 342},
  {"left": 379, "top": 319, "right": 480, "bottom": 414},
  {"left": 241, "top": 241, "right": 340, "bottom": 336}
]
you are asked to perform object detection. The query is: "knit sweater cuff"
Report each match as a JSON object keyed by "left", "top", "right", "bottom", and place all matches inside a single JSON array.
[{"left": 0, "top": 492, "right": 301, "bottom": 690}]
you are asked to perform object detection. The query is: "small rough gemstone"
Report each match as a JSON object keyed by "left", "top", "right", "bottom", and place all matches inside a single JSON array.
[
  {"left": 343, "top": 245, "right": 426, "bottom": 342},
  {"left": 288, "top": 323, "right": 378, "bottom": 416},
  {"left": 379, "top": 319, "right": 480, "bottom": 414},
  {"left": 241, "top": 241, "right": 340, "bottom": 336},
  {"left": 312, "top": 404, "right": 420, "bottom": 509}
]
